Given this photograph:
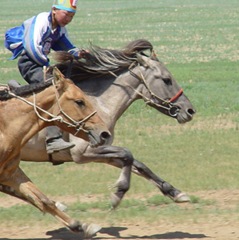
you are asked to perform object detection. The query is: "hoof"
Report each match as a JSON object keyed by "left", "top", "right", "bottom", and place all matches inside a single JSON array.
[
  {"left": 82, "top": 223, "right": 102, "bottom": 238},
  {"left": 69, "top": 220, "right": 81, "bottom": 232},
  {"left": 173, "top": 192, "right": 191, "bottom": 203}
]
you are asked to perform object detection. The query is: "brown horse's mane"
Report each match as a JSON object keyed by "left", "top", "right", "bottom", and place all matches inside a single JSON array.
[
  {"left": 52, "top": 39, "right": 154, "bottom": 81},
  {"left": 0, "top": 80, "right": 52, "bottom": 101}
]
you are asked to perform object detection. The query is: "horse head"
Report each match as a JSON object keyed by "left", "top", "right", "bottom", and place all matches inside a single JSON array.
[
  {"left": 51, "top": 67, "right": 111, "bottom": 146},
  {"left": 132, "top": 52, "right": 196, "bottom": 124}
]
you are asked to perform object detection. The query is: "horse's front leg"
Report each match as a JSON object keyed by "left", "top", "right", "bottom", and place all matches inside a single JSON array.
[
  {"left": 105, "top": 158, "right": 190, "bottom": 203},
  {"left": 132, "top": 159, "right": 190, "bottom": 202},
  {"left": 84, "top": 145, "right": 133, "bottom": 209},
  {"left": 1, "top": 167, "right": 101, "bottom": 238}
]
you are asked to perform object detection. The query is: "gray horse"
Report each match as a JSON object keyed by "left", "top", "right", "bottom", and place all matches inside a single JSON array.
[{"left": 20, "top": 39, "right": 196, "bottom": 209}]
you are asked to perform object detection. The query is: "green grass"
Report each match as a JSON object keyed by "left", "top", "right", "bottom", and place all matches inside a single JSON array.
[
  {"left": 0, "top": 0, "right": 239, "bottom": 227},
  {"left": 0, "top": 192, "right": 236, "bottom": 226}
]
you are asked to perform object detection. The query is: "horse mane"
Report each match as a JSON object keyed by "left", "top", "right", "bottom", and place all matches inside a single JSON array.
[
  {"left": 0, "top": 80, "right": 52, "bottom": 101},
  {"left": 52, "top": 39, "right": 154, "bottom": 81},
  {"left": 0, "top": 39, "right": 154, "bottom": 100}
]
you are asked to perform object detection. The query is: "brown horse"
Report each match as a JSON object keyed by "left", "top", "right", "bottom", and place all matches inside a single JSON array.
[
  {"left": 0, "top": 68, "right": 112, "bottom": 237},
  {"left": 19, "top": 39, "right": 195, "bottom": 206}
]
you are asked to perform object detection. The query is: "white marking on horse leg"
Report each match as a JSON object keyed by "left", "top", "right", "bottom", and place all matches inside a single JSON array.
[{"left": 55, "top": 201, "right": 68, "bottom": 211}]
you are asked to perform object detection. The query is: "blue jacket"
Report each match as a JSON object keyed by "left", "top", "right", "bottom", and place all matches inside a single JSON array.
[{"left": 5, "top": 11, "right": 79, "bottom": 66}]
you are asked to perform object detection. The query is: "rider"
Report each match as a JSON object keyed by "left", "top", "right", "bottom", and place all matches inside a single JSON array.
[{"left": 4, "top": 0, "right": 86, "bottom": 154}]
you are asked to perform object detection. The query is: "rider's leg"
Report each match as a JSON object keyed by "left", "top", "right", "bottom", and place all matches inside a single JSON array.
[
  {"left": 46, "top": 126, "right": 75, "bottom": 154},
  {"left": 18, "top": 54, "right": 75, "bottom": 154}
]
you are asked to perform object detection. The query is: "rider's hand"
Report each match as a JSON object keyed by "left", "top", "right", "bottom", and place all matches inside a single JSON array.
[{"left": 78, "top": 49, "right": 90, "bottom": 59}]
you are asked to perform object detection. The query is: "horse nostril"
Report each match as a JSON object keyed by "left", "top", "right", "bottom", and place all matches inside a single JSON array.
[
  {"left": 187, "top": 108, "right": 196, "bottom": 116},
  {"left": 101, "top": 131, "right": 111, "bottom": 140}
]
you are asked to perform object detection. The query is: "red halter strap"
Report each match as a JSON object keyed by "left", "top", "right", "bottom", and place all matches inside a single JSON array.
[{"left": 169, "top": 88, "right": 183, "bottom": 103}]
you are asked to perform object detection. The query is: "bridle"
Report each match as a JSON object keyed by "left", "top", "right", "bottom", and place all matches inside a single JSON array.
[
  {"left": 8, "top": 78, "right": 97, "bottom": 135},
  {"left": 129, "top": 62, "right": 183, "bottom": 117},
  {"left": 51, "top": 77, "right": 97, "bottom": 135}
]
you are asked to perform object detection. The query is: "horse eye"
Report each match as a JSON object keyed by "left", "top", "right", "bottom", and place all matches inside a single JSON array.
[
  {"left": 163, "top": 78, "right": 172, "bottom": 85},
  {"left": 75, "top": 99, "right": 85, "bottom": 107}
]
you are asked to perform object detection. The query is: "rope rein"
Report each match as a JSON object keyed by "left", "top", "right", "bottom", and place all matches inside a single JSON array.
[{"left": 8, "top": 79, "right": 97, "bottom": 135}]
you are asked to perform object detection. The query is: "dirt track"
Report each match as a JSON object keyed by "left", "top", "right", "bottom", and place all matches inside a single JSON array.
[
  {"left": 0, "top": 190, "right": 239, "bottom": 240},
  {"left": 0, "top": 218, "right": 238, "bottom": 240}
]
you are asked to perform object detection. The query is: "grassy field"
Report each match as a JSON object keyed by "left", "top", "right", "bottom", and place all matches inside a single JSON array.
[{"left": 0, "top": 0, "right": 238, "bottom": 236}]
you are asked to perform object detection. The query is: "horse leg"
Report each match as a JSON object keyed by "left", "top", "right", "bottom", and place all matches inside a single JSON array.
[
  {"left": 104, "top": 158, "right": 189, "bottom": 202},
  {"left": 84, "top": 145, "right": 133, "bottom": 209},
  {"left": 1, "top": 167, "right": 101, "bottom": 238},
  {"left": 131, "top": 159, "right": 190, "bottom": 202}
]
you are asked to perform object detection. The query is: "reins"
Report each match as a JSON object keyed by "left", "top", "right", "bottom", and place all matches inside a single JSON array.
[{"left": 7, "top": 78, "right": 96, "bottom": 135}]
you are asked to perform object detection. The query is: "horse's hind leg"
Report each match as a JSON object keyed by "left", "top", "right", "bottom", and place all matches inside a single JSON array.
[{"left": 2, "top": 167, "right": 101, "bottom": 237}]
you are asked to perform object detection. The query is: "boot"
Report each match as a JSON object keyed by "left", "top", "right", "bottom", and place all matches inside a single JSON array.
[
  {"left": 46, "top": 126, "right": 75, "bottom": 154},
  {"left": 46, "top": 136, "right": 75, "bottom": 154}
]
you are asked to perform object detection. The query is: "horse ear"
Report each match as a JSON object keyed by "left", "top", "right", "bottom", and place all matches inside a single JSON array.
[
  {"left": 136, "top": 53, "right": 149, "bottom": 67},
  {"left": 53, "top": 67, "right": 65, "bottom": 90}
]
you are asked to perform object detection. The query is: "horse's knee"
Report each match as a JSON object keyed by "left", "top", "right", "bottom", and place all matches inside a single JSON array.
[{"left": 120, "top": 147, "right": 134, "bottom": 165}]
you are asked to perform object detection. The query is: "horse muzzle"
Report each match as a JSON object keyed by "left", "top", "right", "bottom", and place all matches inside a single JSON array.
[
  {"left": 88, "top": 129, "right": 112, "bottom": 147},
  {"left": 174, "top": 105, "right": 196, "bottom": 124}
]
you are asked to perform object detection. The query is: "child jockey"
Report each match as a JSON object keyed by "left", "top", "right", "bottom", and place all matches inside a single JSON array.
[{"left": 5, "top": 0, "right": 85, "bottom": 155}]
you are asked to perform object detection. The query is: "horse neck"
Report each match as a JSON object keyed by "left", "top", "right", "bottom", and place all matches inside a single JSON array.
[
  {"left": 83, "top": 69, "right": 142, "bottom": 127},
  {"left": 1, "top": 86, "right": 56, "bottom": 147}
]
